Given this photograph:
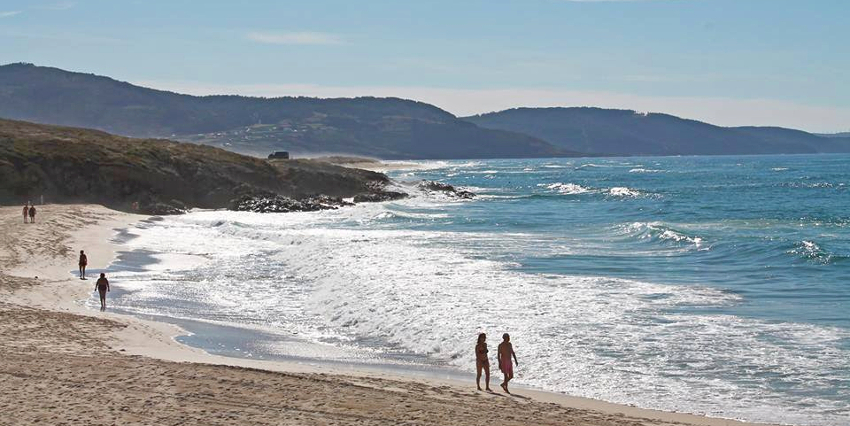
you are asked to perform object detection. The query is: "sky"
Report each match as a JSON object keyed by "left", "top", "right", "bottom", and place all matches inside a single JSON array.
[{"left": 0, "top": 0, "right": 848, "bottom": 132}]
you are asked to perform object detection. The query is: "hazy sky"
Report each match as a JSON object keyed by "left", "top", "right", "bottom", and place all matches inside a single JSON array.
[{"left": 1, "top": 0, "right": 848, "bottom": 132}]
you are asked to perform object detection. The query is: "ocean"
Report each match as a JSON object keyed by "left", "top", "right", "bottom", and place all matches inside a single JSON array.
[{"left": 94, "top": 154, "right": 849, "bottom": 426}]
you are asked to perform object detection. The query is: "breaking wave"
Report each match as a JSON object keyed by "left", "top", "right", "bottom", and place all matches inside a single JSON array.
[
  {"left": 537, "top": 182, "right": 592, "bottom": 195},
  {"left": 619, "top": 221, "right": 707, "bottom": 249}
]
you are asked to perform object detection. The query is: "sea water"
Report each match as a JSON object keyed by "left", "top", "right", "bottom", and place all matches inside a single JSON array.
[{"left": 95, "top": 154, "right": 849, "bottom": 426}]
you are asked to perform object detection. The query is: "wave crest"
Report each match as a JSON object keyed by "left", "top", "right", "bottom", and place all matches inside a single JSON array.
[
  {"left": 537, "top": 182, "right": 592, "bottom": 195},
  {"left": 621, "top": 222, "right": 706, "bottom": 249},
  {"left": 789, "top": 240, "right": 845, "bottom": 264},
  {"left": 608, "top": 187, "right": 642, "bottom": 197}
]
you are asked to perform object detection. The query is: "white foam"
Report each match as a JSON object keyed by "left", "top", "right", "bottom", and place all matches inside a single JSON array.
[
  {"left": 576, "top": 163, "right": 604, "bottom": 170},
  {"left": 108, "top": 206, "right": 850, "bottom": 426},
  {"left": 608, "top": 187, "right": 642, "bottom": 197},
  {"left": 538, "top": 182, "right": 592, "bottom": 195},
  {"left": 621, "top": 222, "right": 706, "bottom": 250},
  {"left": 790, "top": 240, "right": 833, "bottom": 264}
]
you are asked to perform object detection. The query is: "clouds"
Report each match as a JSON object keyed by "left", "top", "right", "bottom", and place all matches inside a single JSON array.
[
  {"left": 6, "top": 1, "right": 846, "bottom": 132},
  {"left": 0, "top": 1, "right": 75, "bottom": 18},
  {"left": 246, "top": 31, "right": 344, "bottom": 46}
]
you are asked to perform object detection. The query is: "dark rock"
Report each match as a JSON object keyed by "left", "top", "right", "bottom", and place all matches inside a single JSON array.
[
  {"left": 419, "top": 180, "right": 455, "bottom": 192},
  {"left": 455, "top": 190, "right": 476, "bottom": 199},
  {"left": 230, "top": 193, "right": 351, "bottom": 213},
  {"left": 144, "top": 202, "right": 186, "bottom": 215},
  {"left": 417, "top": 180, "right": 475, "bottom": 199},
  {"left": 306, "top": 194, "right": 354, "bottom": 209},
  {"left": 353, "top": 191, "right": 409, "bottom": 203},
  {"left": 167, "top": 199, "right": 187, "bottom": 210}
]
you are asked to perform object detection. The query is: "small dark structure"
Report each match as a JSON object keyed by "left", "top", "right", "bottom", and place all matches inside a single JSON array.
[{"left": 268, "top": 151, "right": 290, "bottom": 160}]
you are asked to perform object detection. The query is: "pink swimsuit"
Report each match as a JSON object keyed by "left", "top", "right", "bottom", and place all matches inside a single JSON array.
[{"left": 500, "top": 357, "right": 513, "bottom": 375}]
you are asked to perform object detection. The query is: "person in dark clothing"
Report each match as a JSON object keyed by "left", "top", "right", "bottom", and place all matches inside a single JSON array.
[
  {"left": 95, "top": 273, "right": 110, "bottom": 311},
  {"left": 23, "top": 203, "right": 29, "bottom": 223},
  {"left": 28, "top": 205, "right": 36, "bottom": 223},
  {"left": 476, "top": 333, "right": 492, "bottom": 391},
  {"left": 78, "top": 250, "right": 88, "bottom": 280}
]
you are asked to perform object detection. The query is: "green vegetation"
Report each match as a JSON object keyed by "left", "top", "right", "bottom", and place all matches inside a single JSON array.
[
  {"left": 4, "top": 63, "right": 843, "bottom": 158},
  {"left": 0, "top": 118, "right": 387, "bottom": 212},
  {"left": 465, "top": 107, "right": 850, "bottom": 156},
  {"left": 0, "top": 63, "right": 573, "bottom": 159}
]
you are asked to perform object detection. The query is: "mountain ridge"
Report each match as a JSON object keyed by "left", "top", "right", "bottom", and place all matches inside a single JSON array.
[
  {"left": 464, "top": 107, "right": 850, "bottom": 156},
  {"left": 2, "top": 63, "right": 847, "bottom": 158},
  {"left": 0, "top": 63, "right": 574, "bottom": 159}
]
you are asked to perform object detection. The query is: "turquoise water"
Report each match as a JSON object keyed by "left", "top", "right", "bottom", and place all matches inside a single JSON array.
[
  {"left": 389, "top": 155, "right": 850, "bottom": 330},
  {"left": 103, "top": 154, "right": 849, "bottom": 426}
]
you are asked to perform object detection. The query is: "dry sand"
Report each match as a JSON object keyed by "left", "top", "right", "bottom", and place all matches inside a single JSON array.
[{"left": 0, "top": 205, "right": 776, "bottom": 426}]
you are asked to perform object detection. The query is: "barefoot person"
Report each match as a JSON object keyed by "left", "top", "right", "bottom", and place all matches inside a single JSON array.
[
  {"left": 28, "top": 204, "right": 36, "bottom": 223},
  {"left": 497, "top": 333, "right": 518, "bottom": 394},
  {"left": 475, "top": 333, "right": 492, "bottom": 391},
  {"left": 95, "top": 273, "right": 110, "bottom": 311},
  {"left": 22, "top": 203, "right": 29, "bottom": 223},
  {"left": 78, "top": 250, "right": 88, "bottom": 279}
]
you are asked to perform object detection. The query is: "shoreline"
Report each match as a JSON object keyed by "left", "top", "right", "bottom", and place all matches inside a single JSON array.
[{"left": 0, "top": 204, "right": 780, "bottom": 426}]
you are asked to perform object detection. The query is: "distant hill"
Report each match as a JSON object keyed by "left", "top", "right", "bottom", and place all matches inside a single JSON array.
[
  {"left": 0, "top": 63, "right": 573, "bottom": 159},
  {"left": 732, "top": 127, "right": 850, "bottom": 154},
  {"left": 817, "top": 132, "right": 850, "bottom": 138},
  {"left": 465, "top": 107, "right": 850, "bottom": 156},
  {"left": 0, "top": 118, "right": 388, "bottom": 213},
  {"left": 3, "top": 63, "right": 845, "bottom": 159}
]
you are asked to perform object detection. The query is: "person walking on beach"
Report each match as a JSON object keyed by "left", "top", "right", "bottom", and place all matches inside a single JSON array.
[
  {"left": 78, "top": 250, "right": 88, "bottom": 280},
  {"left": 22, "top": 203, "right": 29, "bottom": 223},
  {"left": 476, "top": 333, "right": 492, "bottom": 391},
  {"left": 497, "top": 333, "right": 518, "bottom": 394},
  {"left": 28, "top": 204, "right": 36, "bottom": 223},
  {"left": 95, "top": 273, "right": 109, "bottom": 311}
]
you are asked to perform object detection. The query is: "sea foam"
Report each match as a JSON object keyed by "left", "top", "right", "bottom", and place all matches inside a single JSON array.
[{"left": 108, "top": 204, "right": 849, "bottom": 426}]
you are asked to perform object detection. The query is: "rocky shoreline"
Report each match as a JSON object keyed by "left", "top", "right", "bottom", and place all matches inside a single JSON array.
[
  {"left": 0, "top": 117, "right": 479, "bottom": 215},
  {"left": 230, "top": 193, "right": 353, "bottom": 213},
  {"left": 229, "top": 180, "right": 475, "bottom": 214}
]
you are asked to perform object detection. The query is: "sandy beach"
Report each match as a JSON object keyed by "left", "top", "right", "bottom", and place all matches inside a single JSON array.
[{"left": 0, "top": 204, "right": 776, "bottom": 426}]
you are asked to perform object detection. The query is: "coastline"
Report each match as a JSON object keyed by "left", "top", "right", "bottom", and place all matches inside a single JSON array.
[
  {"left": 0, "top": 204, "right": 779, "bottom": 426},
  {"left": 334, "top": 160, "right": 428, "bottom": 172}
]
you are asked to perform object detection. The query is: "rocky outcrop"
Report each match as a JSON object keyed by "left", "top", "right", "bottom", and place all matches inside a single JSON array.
[
  {"left": 417, "top": 180, "right": 475, "bottom": 199},
  {"left": 230, "top": 193, "right": 353, "bottom": 213},
  {"left": 352, "top": 191, "right": 409, "bottom": 203},
  {"left": 144, "top": 202, "right": 187, "bottom": 216},
  {"left": 0, "top": 120, "right": 481, "bottom": 215},
  {"left": 0, "top": 119, "right": 388, "bottom": 214}
]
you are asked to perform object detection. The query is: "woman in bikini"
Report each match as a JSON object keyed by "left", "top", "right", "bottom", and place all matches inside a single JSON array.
[
  {"left": 95, "top": 273, "right": 109, "bottom": 311},
  {"left": 475, "top": 333, "right": 491, "bottom": 391},
  {"left": 78, "top": 250, "right": 88, "bottom": 280}
]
